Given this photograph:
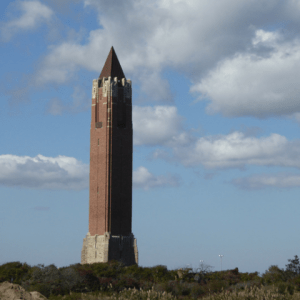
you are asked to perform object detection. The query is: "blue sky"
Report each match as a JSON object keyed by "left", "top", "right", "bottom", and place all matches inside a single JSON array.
[{"left": 1, "top": 0, "right": 300, "bottom": 274}]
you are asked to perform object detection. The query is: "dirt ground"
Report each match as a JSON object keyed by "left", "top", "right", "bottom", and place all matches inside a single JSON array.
[{"left": 0, "top": 281, "right": 47, "bottom": 300}]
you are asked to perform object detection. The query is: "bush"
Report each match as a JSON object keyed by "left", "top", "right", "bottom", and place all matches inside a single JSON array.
[
  {"left": 6, "top": 260, "right": 300, "bottom": 300},
  {"left": 29, "top": 283, "right": 52, "bottom": 298},
  {"left": 262, "top": 265, "right": 288, "bottom": 284},
  {"left": 0, "top": 262, "right": 31, "bottom": 284},
  {"left": 276, "top": 282, "right": 294, "bottom": 295},
  {"left": 85, "top": 261, "right": 121, "bottom": 279},
  {"left": 207, "top": 280, "right": 228, "bottom": 293},
  {"left": 58, "top": 266, "right": 84, "bottom": 293},
  {"left": 292, "top": 276, "right": 300, "bottom": 291},
  {"left": 240, "top": 271, "right": 260, "bottom": 282},
  {"left": 286, "top": 255, "right": 300, "bottom": 277},
  {"left": 21, "top": 264, "right": 65, "bottom": 297},
  {"left": 191, "top": 283, "right": 204, "bottom": 299}
]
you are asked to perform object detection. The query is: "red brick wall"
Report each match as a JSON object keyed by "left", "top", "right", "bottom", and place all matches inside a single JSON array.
[{"left": 89, "top": 79, "right": 133, "bottom": 236}]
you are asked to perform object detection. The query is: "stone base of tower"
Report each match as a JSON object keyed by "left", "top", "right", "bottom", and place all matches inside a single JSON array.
[{"left": 81, "top": 232, "right": 138, "bottom": 266}]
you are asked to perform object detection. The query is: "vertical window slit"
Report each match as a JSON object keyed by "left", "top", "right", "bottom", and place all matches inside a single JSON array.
[{"left": 95, "top": 103, "right": 98, "bottom": 123}]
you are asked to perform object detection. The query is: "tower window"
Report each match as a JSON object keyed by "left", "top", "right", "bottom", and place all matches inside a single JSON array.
[{"left": 96, "top": 122, "right": 102, "bottom": 128}]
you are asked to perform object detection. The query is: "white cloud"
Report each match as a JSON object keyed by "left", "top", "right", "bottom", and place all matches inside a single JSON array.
[
  {"left": 35, "top": 0, "right": 300, "bottom": 108},
  {"left": 1, "top": 1, "right": 53, "bottom": 41},
  {"left": 133, "top": 166, "right": 180, "bottom": 190},
  {"left": 192, "top": 30, "right": 300, "bottom": 118},
  {"left": 133, "top": 106, "right": 184, "bottom": 146},
  {"left": 232, "top": 173, "right": 300, "bottom": 189},
  {"left": 0, "top": 154, "right": 179, "bottom": 191},
  {"left": 0, "top": 154, "right": 88, "bottom": 190},
  {"left": 252, "top": 29, "right": 281, "bottom": 47},
  {"left": 157, "top": 131, "right": 300, "bottom": 169}
]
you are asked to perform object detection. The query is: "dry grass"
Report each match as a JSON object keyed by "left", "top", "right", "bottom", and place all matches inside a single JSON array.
[
  {"left": 202, "top": 285, "right": 300, "bottom": 300},
  {"left": 109, "top": 287, "right": 176, "bottom": 300},
  {"left": 50, "top": 287, "right": 177, "bottom": 300},
  {"left": 51, "top": 285, "right": 300, "bottom": 300}
]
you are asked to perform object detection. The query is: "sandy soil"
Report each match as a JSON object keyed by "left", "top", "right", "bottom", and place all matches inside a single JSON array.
[{"left": 0, "top": 281, "right": 47, "bottom": 300}]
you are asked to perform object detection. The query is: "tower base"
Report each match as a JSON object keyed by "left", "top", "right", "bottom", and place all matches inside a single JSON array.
[{"left": 81, "top": 232, "right": 138, "bottom": 266}]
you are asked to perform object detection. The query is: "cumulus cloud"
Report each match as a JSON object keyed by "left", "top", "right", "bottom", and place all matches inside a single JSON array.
[
  {"left": 34, "top": 0, "right": 300, "bottom": 108},
  {"left": 133, "top": 166, "right": 180, "bottom": 190},
  {"left": 232, "top": 173, "right": 300, "bottom": 189},
  {"left": 0, "top": 154, "right": 88, "bottom": 190},
  {"left": 155, "top": 131, "right": 300, "bottom": 169},
  {"left": 192, "top": 29, "right": 300, "bottom": 118},
  {"left": 133, "top": 106, "right": 184, "bottom": 146},
  {"left": 0, "top": 154, "right": 179, "bottom": 191},
  {"left": 1, "top": 0, "right": 53, "bottom": 41}
]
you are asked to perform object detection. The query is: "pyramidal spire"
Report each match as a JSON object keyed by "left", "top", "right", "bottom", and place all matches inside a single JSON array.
[{"left": 99, "top": 47, "right": 125, "bottom": 80}]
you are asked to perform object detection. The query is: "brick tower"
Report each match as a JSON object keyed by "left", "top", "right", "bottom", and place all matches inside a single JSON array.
[{"left": 81, "top": 47, "right": 138, "bottom": 265}]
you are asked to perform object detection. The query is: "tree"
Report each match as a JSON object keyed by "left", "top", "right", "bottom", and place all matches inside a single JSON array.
[
  {"left": 262, "top": 265, "right": 287, "bottom": 284},
  {"left": 194, "top": 262, "right": 214, "bottom": 283},
  {"left": 286, "top": 255, "right": 300, "bottom": 277},
  {"left": 21, "top": 264, "right": 63, "bottom": 297},
  {"left": 60, "top": 267, "right": 83, "bottom": 293},
  {"left": 196, "top": 262, "right": 213, "bottom": 275},
  {"left": 0, "top": 262, "right": 31, "bottom": 284}
]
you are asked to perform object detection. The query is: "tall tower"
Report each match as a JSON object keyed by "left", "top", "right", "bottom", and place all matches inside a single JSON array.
[{"left": 81, "top": 47, "right": 138, "bottom": 265}]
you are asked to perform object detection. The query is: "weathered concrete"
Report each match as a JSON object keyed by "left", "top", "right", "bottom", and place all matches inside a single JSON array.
[{"left": 81, "top": 232, "right": 138, "bottom": 265}]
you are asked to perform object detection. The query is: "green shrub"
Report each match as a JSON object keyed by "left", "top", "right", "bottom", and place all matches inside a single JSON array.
[
  {"left": 276, "top": 282, "right": 294, "bottom": 295},
  {"left": 292, "top": 276, "right": 300, "bottom": 291},
  {"left": 208, "top": 280, "right": 228, "bottom": 293},
  {"left": 29, "top": 283, "right": 51, "bottom": 298},
  {"left": 262, "top": 265, "right": 288, "bottom": 284},
  {"left": 85, "top": 261, "right": 121, "bottom": 279},
  {"left": 191, "top": 283, "right": 204, "bottom": 299},
  {"left": 0, "top": 262, "right": 31, "bottom": 284},
  {"left": 239, "top": 271, "right": 259, "bottom": 282},
  {"left": 7, "top": 260, "right": 300, "bottom": 300}
]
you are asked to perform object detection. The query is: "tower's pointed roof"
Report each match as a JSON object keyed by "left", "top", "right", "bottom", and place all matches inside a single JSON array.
[{"left": 99, "top": 47, "right": 125, "bottom": 80}]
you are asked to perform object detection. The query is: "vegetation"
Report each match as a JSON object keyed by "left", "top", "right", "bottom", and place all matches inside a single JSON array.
[
  {"left": 1, "top": 255, "right": 300, "bottom": 299},
  {"left": 202, "top": 285, "right": 300, "bottom": 300}
]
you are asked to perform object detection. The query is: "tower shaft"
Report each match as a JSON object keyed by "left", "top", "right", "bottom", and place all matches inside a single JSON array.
[{"left": 89, "top": 76, "right": 133, "bottom": 236}]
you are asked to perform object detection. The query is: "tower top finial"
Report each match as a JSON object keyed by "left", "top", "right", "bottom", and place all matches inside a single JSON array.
[{"left": 99, "top": 47, "right": 125, "bottom": 80}]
